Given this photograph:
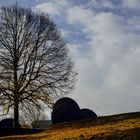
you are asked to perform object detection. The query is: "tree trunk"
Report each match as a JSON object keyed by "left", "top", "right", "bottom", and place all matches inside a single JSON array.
[{"left": 14, "top": 101, "right": 19, "bottom": 128}]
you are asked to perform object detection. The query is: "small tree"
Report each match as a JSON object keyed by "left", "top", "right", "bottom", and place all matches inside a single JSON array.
[
  {"left": 0, "top": 4, "right": 76, "bottom": 127},
  {"left": 20, "top": 106, "right": 47, "bottom": 128}
]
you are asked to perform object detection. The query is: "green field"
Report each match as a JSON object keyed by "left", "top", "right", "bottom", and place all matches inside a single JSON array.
[{"left": 0, "top": 112, "right": 140, "bottom": 140}]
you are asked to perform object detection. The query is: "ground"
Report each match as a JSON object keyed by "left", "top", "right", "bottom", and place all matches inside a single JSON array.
[{"left": 0, "top": 112, "right": 139, "bottom": 140}]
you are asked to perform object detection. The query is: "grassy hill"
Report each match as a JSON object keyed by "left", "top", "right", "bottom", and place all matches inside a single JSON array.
[{"left": 0, "top": 112, "right": 140, "bottom": 140}]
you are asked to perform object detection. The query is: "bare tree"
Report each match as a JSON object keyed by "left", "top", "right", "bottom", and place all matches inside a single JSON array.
[{"left": 0, "top": 4, "right": 76, "bottom": 127}]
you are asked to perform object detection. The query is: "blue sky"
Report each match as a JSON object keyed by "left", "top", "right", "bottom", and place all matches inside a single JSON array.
[{"left": 1, "top": 0, "right": 140, "bottom": 116}]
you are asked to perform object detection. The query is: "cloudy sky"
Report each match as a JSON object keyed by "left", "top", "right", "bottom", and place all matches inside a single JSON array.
[{"left": 1, "top": 0, "right": 140, "bottom": 116}]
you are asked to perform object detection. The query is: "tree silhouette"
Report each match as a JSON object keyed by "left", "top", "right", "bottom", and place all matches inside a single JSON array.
[{"left": 0, "top": 4, "right": 76, "bottom": 127}]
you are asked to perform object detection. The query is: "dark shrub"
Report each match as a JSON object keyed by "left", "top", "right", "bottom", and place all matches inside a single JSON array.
[
  {"left": 31, "top": 120, "right": 52, "bottom": 128},
  {"left": 0, "top": 118, "right": 14, "bottom": 128},
  {"left": 78, "top": 108, "right": 97, "bottom": 120},
  {"left": 0, "top": 118, "right": 21, "bottom": 128},
  {"left": 52, "top": 97, "right": 80, "bottom": 124}
]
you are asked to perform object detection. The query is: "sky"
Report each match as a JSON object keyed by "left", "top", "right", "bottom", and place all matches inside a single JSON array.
[{"left": 0, "top": 0, "right": 140, "bottom": 116}]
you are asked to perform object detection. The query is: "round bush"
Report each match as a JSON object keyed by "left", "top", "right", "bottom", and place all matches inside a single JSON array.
[
  {"left": 0, "top": 118, "right": 21, "bottom": 128},
  {"left": 52, "top": 97, "right": 80, "bottom": 124},
  {"left": 0, "top": 118, "right": 14, "bottom": 128},
  {"left": 78, "top": 108, "right": 97, "bottom": 120}
]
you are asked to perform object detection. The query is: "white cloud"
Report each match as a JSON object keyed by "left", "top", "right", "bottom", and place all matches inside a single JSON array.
[
  {"left": 66, "top": 6, "right": 94, "bottom": 25},
  {"left": 60, "top": 29, "right": 71, "bottom": 38},
  {"left": 33, "top": 1, "right": 140, "bottom": 116},
  {"left": 91, "top": 0, "right": 100, "bottom": 6},
  {"left": 101, "top": 1, "right": 114, "bottom": 8},
  {"left": 123, "top": 0, "right": 140, "bottom": 9},
  {"left": 34, "top": 2, "right": 60, "bottom": 16},
  {"left": 34, "top": 0, "right": 70, "bottom": 16},
  {"left": 90, "top": 0, "right": 114, "bottom": 9},
  {"left": 66, "top": 5, "right": 140, "bottom": 115}
]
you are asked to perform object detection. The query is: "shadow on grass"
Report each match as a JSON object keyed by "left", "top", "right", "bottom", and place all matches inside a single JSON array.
[{"left": 0, "top": 128, "right": 44, "bottom": 137}]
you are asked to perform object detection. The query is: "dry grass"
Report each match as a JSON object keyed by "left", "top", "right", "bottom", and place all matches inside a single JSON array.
[{"left": 0, "top": 112, "right": 140, "bottom": 140}]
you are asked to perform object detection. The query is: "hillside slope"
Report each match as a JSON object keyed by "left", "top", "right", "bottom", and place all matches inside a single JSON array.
[{"left": 0, "top": 112, "right": 140, "bottom": 140}]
